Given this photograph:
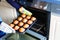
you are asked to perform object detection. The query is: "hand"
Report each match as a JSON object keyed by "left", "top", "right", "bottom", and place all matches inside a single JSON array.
[{"left": 19, "top": 7, "right": 32, "bottom": 16}]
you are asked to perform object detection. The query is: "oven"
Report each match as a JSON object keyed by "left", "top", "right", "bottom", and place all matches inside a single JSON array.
[
  {"left": 24, "top": 6, "right": 51, "bottom": 40},
  {"left": 16, "top": 0, "right": 51, "bottom": 40},
  {"left": 6, "top": 0, "right": 51, "bottom": 40}
]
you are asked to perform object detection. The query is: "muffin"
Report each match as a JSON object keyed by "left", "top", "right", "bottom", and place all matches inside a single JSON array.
[
  {"left": 31, "top": 17, "right": 36, "bottom": 21},
  {"left": 26, "top": 16, "right": 31, "bottom": 19},
  {"left": 14, "top": 26, "right": 19, "bottom": 30},
  {"left": 19, "top": 28, "right": 25, "bottom": 32},
  {"left": 18, "top": 22, "right": 24, "bottom": 26},
  {"left": 27, "top": 20, "right": 33, "bottom": 24},
  {"left": 23, "top": 24, "right": 29, "bottom": 28},
  {"left": 13, "top": 20, "right": 19, "bottom": 24},
  {"left": 18, "top": 17, "right": 22, "bottom": 21},
  {"left": 23, "top": 18, "right": 27, "bottom": 23},
  {"left": 9, "top": 23, "right": 14, "bottom": 28},
  {"left": 21, "top": 14, "right": 26, "bottom": 18}
]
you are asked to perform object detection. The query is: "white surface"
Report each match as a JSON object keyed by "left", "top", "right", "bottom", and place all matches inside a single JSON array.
[
  {"left": 49, "top": 14, "right": 57, "bottom": 40},
  {"left": 0, "top": 0, "right": 17, "bottom": 24},
  {"left": 49, "top": 4, "right": 60, "bottom": 40},
  {"left": 55, "top": 21, "right": 60, "bottom": 40},
  {"left": 54, "top": 16, "right": 60, "bottom": 40}
]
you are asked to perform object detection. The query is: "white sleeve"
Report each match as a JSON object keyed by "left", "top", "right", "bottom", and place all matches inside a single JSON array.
[{"left": 0, "top": 22, "right": 15, "bottom": 33}]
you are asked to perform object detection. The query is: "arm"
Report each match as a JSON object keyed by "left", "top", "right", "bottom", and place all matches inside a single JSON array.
[
  {"left": 6, "top": 0, "right": 32, "bottom": 16},
  {"left": 0, "top": 17, "right": 15, "bottom": 38}
]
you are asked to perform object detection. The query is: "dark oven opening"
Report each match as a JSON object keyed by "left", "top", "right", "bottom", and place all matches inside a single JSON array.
[{"left": 24, "top": 6, "right": 51, "bottom": 40}]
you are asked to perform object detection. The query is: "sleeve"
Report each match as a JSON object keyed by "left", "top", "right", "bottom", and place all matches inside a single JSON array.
[
  {"left": 0, "top": 17, "right": 5, "bottom": 38},
  {"left": 6, "top": 0, "right": 21, "bottom": 10},
  {"left": 0, "top": 30, "right": 6, "bottom": 38}
]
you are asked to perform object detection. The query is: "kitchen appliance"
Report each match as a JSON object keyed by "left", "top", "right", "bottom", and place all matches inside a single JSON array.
[
  {"left": 25, "top": 6, "right": 50, "bottom": 40},
  {"left": 2, "top": 0, "right": 51, "bottom": 40},
  {"left": 16, "top": 0, "right": 51, "bottom": 40}
]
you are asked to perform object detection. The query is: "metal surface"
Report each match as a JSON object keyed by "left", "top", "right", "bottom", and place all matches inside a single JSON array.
[{"left": 26, "top": 29, "right": 47, "bottom": 40}]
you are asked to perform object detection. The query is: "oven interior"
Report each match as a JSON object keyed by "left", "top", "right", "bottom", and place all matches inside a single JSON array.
[{"left": 24, "top": 6, "right": 51, "bottom": 39}]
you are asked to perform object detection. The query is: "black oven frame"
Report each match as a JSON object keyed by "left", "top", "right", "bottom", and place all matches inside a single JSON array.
[{"left": 24, "top": 6, "right": 51, "bottom": 40}]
